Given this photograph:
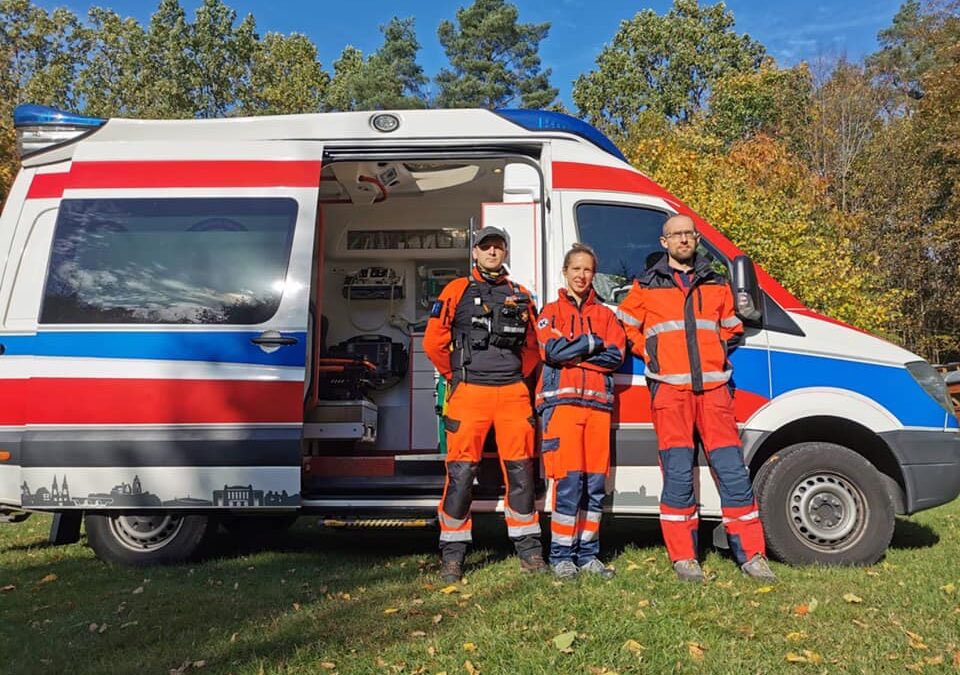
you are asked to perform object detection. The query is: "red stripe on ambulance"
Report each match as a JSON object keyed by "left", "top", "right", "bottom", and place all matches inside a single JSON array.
[
  {"left": 0, "top": 378, "right": 302, "bottom": 426},
  {"left": 26, "top": 160, "right": 322, "bottom": 199}
]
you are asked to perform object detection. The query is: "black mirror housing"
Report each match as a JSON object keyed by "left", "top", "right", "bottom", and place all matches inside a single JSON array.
[{"left": 731, "top": 255, "right": 762, "bottom": 322}]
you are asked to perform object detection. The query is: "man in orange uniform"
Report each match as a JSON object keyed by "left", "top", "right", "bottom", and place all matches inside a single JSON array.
[
  {"left": 536, "top": 243, "right": 625, "bottom": 580},
  {"left": 618, "top": 215, "right": 776, "bottom": 582},
  {"left": 423, "top": 226, "right": 546, "bottom": 583}
]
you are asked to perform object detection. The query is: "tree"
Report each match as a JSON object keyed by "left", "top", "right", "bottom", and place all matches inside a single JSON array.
[
  {"left": 75, "top": 7, "right": 147, "bottom": 117},
  {"left": 136, "top": 0, "right": 195, "bottom": 117},
  {"left": 324, "top": 17, "right": 428, "bottom": 111},
  {"left": 240, "top": 32, "right": 329, "bottom": 115},
  {"left": 573, "top": 0, "right": 765, "bottom": 133},
  {"left": 188, "top": 0, "right": 257, "bottom": 118},
  {"left": 435, "top": 0, "right": 557, "bottom": 109},
  {"left": 706, "top": 60, "right": 812, "bottom": 151},
  {"left": 624, "top": 128, "right": 902, "bottom": 336}
]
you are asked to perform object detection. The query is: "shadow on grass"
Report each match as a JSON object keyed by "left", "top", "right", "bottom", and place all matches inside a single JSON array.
[{"left": 889, "top": 516, "right": 939, "bottom": 550}]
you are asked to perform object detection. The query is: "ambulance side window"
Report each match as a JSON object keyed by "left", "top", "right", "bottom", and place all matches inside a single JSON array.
[
  {"left": 40, "top": 197, "right": 297, "bottom": 324},
  {"left": 575, "top": 203, "right": 668, "bottom": 304}
]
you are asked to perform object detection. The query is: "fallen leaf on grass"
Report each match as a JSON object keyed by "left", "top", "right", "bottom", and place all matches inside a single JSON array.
[
  {"left": 98, "top": 623, "right": 108, "bottom": 634},
  {"left": 784, "top": 650, "right": 822, "bottom": 665},
  {"left": 1, "top": 585, "right": 14, "bottom": 593},
  {"left": 463, "top": 643, "right": 477, "bottom": 652},
  {"left": 637, "top": 599, "right": 650, "bottom": 608},
  {"left": 924, "top": 655, "right": 944, "bottom": 665},
  {"left": 121, "top": 621, "right": 138, "bottom": 629},
  {"left": 132, "top": 586, "right": 144, "bottom": 595},
  {"left": 715, "top": 580, "right": 733, "bottom": 589},
  {"left": 432, "top": 614, "right": 443, "bottom": 624},
  {"left": 755, "top": 586, "right": 774, "bottom": 594},
  {"left": 909, "top": 640, "right": 929, "bottom": 650},
  {"left": 941, "top": 583, "right": 956, "bottom": 594},
  {"left": 464, "top": 659, "right": 478, "bottom": 674},
  {"left": 88, "top": 623, "right": 99, "bottom": 633},
  {"left": 384, "top": 608, "right": 400, "bottom": 615},
  {"left": 410, "top": 631, "right": 427, "bottom": 638},
  {"left": 553, "top": 631, "right": 576, "bottom": 652},
  {"left": 793, "top": 604, "right": 810, "bottom": 616},
  {"left": 623, "top": 639, "right": 645, "bottom": 654},
  {"left": 440, "top": 585, "right": 459, "bottom": 595},
  {"left": 852, "top": 619, "right": 869, "bottom": 629},
  {"left": 842, "top": 593, "right": 863, "bottom": 604},
  {"left": 687, "top": 642, "right": 706, "bottom": 662},
  {"left": 953, "top": 650, "right": 960, "bottom": 667},
  {"left": 37, "top": 574, "right": 57, "bottom": 585},
  {"left": 427, "top": 646, "right": 436, "bottom": 657},
  {"left": 319, "top": 663, "right": 336, "bottom": 670},
  {"left": 192, "top": 662, "right": 206, "bottom": 669},
  {"left": 785, "top": 632, "right": 807, "bottom": 642}
]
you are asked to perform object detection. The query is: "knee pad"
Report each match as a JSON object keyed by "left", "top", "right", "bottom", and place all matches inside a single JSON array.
[
  {"left": 503, "top": 458, "right": 535, "bottom": 514},
  {"left": 442, "top": 461, "right": 479, "bottom": 519},
  {"left": 659, "top": 448, "right": 696, "bottom": 508},
  {"left": 708, "top": 445, "right": 754, "bottom": 507}
]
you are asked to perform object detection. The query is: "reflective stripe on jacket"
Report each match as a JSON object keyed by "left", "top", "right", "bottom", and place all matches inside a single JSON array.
[
  {"left": 617, "top": 254, "right": 743, "bottom": 393},
  {"left": 535, "top": 287, "right": 626, "bottom": 412},
  {"left": 423, "top": 267, "right": 540, "bottom": 384}
]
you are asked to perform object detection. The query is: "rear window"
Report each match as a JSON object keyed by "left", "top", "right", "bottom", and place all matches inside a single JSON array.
[{"left": 40, "top": 197, "right": 298, "bottom": 324}]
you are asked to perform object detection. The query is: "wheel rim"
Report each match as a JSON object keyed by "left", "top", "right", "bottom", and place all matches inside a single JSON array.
[
  {"left": 786, "top": 472, "right": 866, "bottom": 550},
  {"left": 108, "top": 514, "right": 184, "bottom": 552}
]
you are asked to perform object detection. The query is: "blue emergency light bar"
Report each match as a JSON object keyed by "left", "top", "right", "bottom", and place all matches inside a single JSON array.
[
  {"left": 13, "top": 104, "right": 106, "bottom": 157},
  {"left": 494, "top": 109, "right": 627, "bottom": 162},
  {"left": 13, "top": 103, "right": 105, "bottom": 128}
]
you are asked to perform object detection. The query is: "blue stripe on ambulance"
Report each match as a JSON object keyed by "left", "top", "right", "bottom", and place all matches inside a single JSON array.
[{"left": 0, "top": 331, "right": 307, "bottom": 367}]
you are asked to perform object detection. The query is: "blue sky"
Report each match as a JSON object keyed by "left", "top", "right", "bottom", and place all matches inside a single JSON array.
[{"left": 36, "top": 0, "right": 905, "bottom": 107}]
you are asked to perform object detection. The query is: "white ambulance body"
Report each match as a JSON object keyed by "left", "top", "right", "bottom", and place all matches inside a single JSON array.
[{"left": 0, "top": 105, "right": 956, "bottom": 565}]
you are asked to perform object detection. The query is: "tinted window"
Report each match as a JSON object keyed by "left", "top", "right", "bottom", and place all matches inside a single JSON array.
[
  {"left": 41, "top": 198, "right": 298, "bottom": 324},
  {"left": 575, "top": 203, "right": 668, "bottom": 302},
  {"left": 576, "top": 202, "right": 729, "bottom": 303}
]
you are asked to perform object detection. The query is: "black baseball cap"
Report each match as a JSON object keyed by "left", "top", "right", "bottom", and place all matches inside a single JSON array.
[{"left": 473, "top": 226, "right": 509, "bottom": 247}]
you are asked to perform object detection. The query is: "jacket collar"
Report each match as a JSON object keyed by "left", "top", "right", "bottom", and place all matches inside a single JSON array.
[
  {"left": 559, "top": 286, "right": 597, "bottom": 308},
  {"left": 648, "top": 252, "right": 717, "bottom": 283},
  {"left": 472, "top": 265, "right": 509, "bottom": 285}
]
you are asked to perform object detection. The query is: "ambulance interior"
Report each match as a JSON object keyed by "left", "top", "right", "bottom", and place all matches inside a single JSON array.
[{"left": 304, "top": 155, "right": 543, "bottom": 498}]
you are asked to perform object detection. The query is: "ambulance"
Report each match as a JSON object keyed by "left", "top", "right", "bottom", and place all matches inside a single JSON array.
[{"left": 0, "top": 104, "right": 957, "bottom": 566}]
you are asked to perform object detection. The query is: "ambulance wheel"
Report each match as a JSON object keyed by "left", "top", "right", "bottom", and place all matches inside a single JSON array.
[
  {"left": 85, "top": 512, "right": 211, "bottom": 566},
  {"left": 755, "top": 442, "right": 894, "bottom": 566}
]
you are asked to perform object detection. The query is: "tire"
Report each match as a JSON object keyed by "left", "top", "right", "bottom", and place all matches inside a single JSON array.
[
  {"left": 754, "top": 442, "right": 894, "bottom": 566},
  {"left": 85, "top": 512, "right": 211, "bottom": 566}
]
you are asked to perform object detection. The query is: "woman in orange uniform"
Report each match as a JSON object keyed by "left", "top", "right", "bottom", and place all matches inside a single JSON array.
[{"left": 535, "top": 243, "right": 626, "bottom": 579}]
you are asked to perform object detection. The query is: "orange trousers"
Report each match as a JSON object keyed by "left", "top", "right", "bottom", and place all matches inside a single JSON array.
[
  {"left": 651, "top": 384, "right": 765, "bottom": 564},
  {"left": 541, "top": 404, "right": 610, "bottom": 564},
  {"left": 437, "top": 381, "right": 540, "bottom": 554}
]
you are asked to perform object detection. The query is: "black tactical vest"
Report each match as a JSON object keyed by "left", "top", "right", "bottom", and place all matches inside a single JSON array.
[{"left": 450, "top": 277, "right": 531, "bottom": 385}]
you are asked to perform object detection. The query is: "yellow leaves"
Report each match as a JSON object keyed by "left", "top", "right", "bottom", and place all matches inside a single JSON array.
[
  {"left": 687, "top": 641, "right": 707, "bottom": 662},
  {"left": 37, "top": 574, "right": 57, "bottom": 585},
  {"left": 319, "top": 663, "right": 336, "bottom": 670},
  {"left": 755, "top": 586, "right": 775, "bottom": 594},
  {"left": 553, "top": 631, "right": 576, "bottom": 653},
  {"left": 785, "top": 631, "right": 807, "bottom": 643},
  {"left": 432, "top": 614, "right": 443, "bottom": 624},
  {"left": 623, "top": 639, "right": 645, "bottom": 655},
  {"left": 383, "top": 608, "right": 400, "bottom": 615},
  {"left": 439, "top": 585, "right": 459, "bottom": 595},
  {"left": 463, "top": 659, "right": 478, "bottom": 674},
  {"left": 941, "top": 583, "right": 956, "bottom": 595},
  {"left": 842, "top": 593, "right": 863, "bottom": 604},
  {"left": 462, "top": 642, "right": 477, "bottom": 652},
  {"left": 785, "top": 650, "right": 822, "bottom": 665}
]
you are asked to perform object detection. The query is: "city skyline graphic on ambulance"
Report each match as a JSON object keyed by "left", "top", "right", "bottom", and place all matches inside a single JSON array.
[{"left": 20, "top": 475, "right": 300, "bottom": 508}]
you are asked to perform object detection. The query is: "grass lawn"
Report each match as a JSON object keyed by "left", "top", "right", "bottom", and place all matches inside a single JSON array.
[{"left": 2, "top": 504, "right": 959, "bottom": 675}]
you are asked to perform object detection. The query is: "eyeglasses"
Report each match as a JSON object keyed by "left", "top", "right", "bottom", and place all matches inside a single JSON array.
[{"left": 662, "top": 230, "right": 699, "bottom": 240}]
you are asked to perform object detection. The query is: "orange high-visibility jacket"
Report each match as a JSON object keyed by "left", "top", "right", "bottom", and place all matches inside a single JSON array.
[
  {"left": 535, "top": 287, "right": 626, "bottom": 412},
  {"left": 423, "top": 267, "right": 540, "bottom": 383},
  {"left": 617, "top": 255, "right": 743, "bottom": 392}
]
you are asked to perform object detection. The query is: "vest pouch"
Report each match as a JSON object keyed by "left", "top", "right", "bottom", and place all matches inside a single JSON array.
[{"left": 489, "top": 302, "right": 527, "bottom": 350}]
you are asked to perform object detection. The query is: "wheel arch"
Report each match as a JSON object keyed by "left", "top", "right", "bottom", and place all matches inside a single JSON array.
[{"left": 745, "top": 415, "right": 907, "bottom": 514}]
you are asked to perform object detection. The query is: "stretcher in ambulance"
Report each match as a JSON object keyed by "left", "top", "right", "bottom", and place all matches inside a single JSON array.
[{"left": 0, "top": 104, "right": 957, "bottom": 567}]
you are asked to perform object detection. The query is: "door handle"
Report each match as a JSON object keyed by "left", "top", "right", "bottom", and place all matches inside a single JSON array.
[{"left": 251, "top": 330, "right": 298, "bottom": 353}]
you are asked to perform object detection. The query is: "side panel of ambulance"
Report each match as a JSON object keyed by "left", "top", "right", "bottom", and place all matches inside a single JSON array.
[{"left": 0, "top": 108, "right": 323, "bottom": 563}]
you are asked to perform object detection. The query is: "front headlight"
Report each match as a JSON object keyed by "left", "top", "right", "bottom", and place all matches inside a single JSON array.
[{"left": 906, "top": 361, "right": 955, "bottom": 416}]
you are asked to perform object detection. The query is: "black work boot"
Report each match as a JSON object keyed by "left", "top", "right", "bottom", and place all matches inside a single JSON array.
[
  {"left": 519, "top": 551, "right": 548, "bottom": 574},
  {"left": 440, "top": 558, "right": 464, "bottom": 583}
]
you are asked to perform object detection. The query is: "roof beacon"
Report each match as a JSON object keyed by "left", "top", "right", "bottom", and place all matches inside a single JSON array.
[
  {"left": 494, "top": 109, "right": 627, "bottom": 162},
  {"left": 13, "top": 104, "right": 106, "bottom": 158}
]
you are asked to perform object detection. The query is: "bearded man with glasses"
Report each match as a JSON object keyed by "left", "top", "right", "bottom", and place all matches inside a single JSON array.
[{"left": 618, "top": 214, "right": 777, "bottom": 583}]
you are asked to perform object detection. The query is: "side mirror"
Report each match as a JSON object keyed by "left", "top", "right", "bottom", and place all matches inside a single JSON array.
[{"left": 731, "top": 255, "right": 762, "bottom": 322}]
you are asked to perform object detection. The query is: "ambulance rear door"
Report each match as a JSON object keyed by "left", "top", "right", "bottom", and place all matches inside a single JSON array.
[{"left": 11, "top": 140, "right": 323, "bottom": 511}]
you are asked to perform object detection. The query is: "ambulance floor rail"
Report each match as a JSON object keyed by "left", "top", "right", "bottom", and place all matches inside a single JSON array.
[{"left": 317, "top": 517, "right": 437, "bottom": 528}]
